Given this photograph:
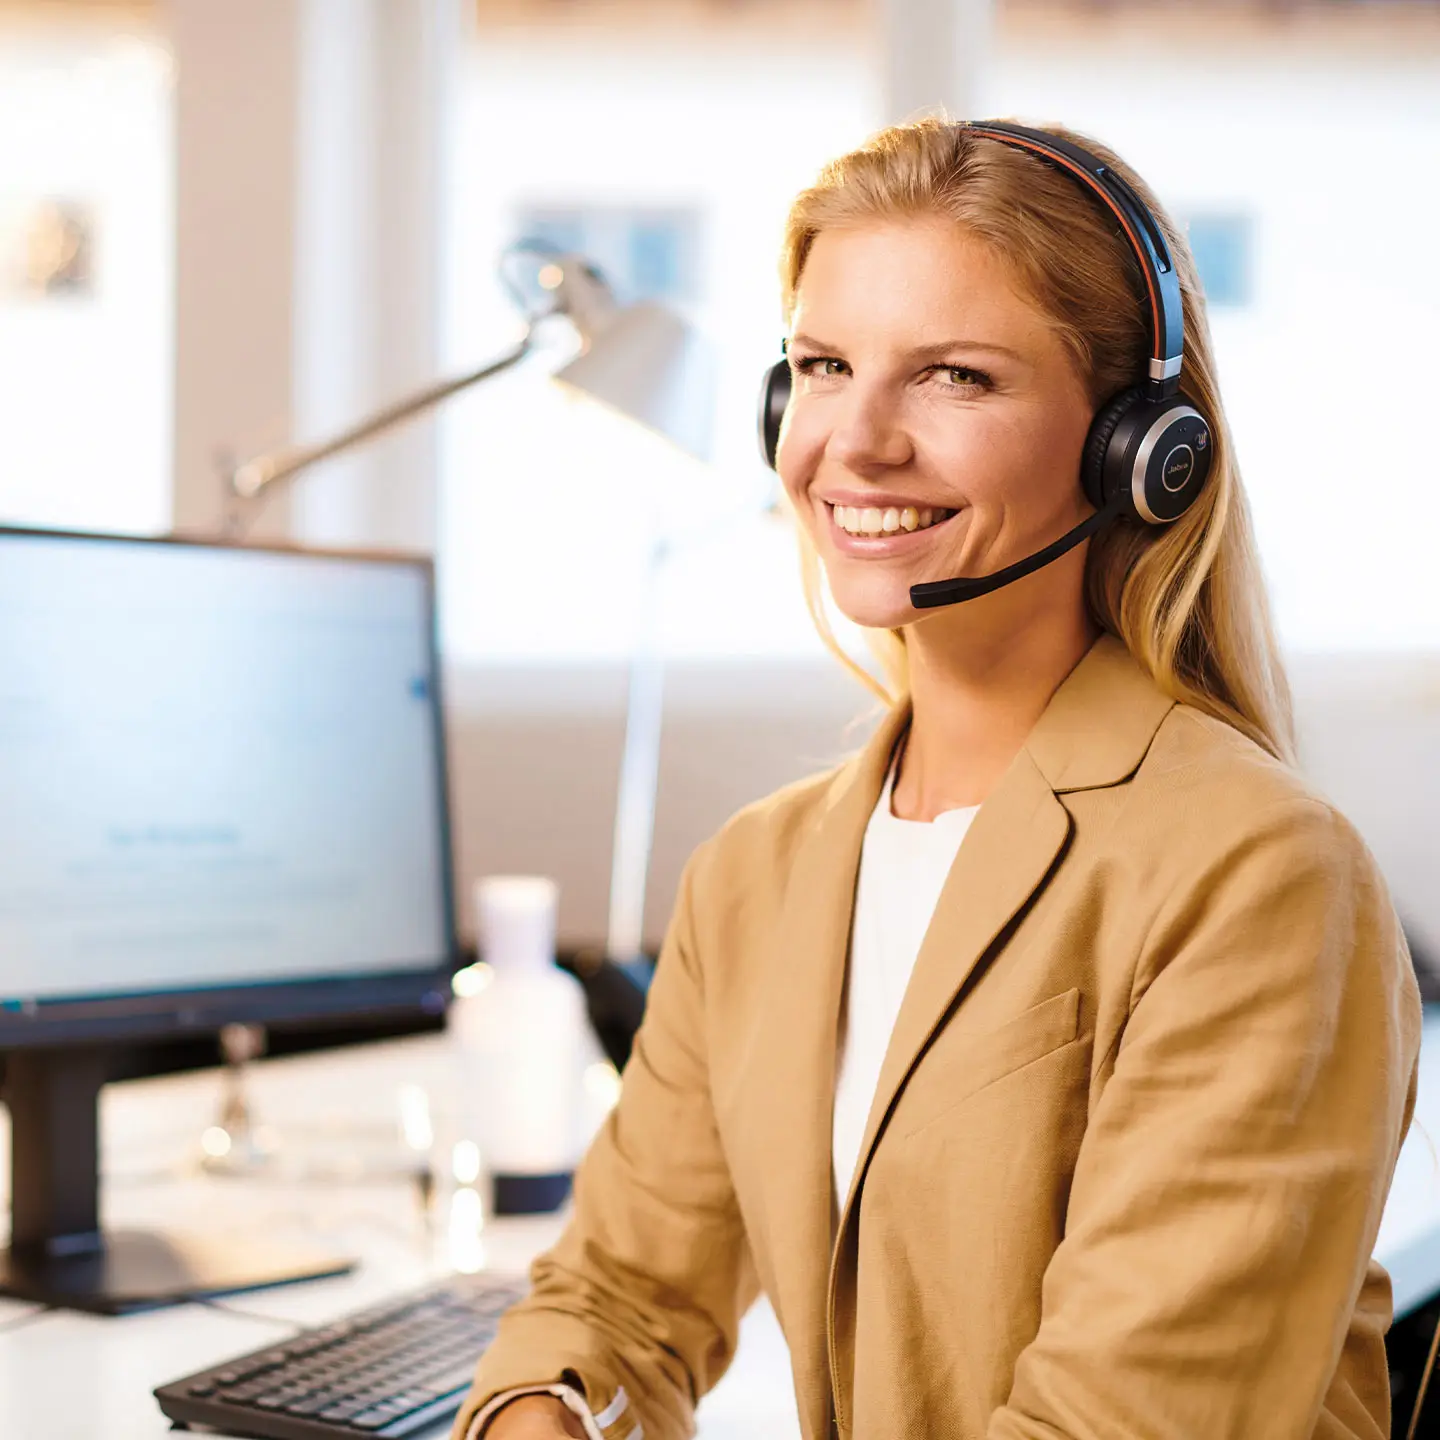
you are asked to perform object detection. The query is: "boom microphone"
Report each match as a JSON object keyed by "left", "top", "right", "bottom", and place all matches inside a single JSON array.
[{"left": 907, "top": 495, "right": 1123, "bottom": 609}]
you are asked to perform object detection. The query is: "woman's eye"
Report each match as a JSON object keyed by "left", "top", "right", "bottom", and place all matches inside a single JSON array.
[
  {"left": 933, "top": 365, "right": 990, "bottom": 391},
  {"left": 793, "top": 356, "right": 847, "bottom": 380}
]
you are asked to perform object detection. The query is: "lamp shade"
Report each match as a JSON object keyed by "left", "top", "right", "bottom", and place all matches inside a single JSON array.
[{"left": 553, "top": 300, "right": 714, "bottom": 463}]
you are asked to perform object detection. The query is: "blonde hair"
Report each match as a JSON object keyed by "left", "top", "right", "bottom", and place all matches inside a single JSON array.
[{"left": 783, "top": 117, "right": 1294, "bottom": 762}]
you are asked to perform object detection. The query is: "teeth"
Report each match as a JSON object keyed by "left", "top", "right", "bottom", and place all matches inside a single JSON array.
[{"left": 832, "top": 503, "right": 951, "bottom": 538}]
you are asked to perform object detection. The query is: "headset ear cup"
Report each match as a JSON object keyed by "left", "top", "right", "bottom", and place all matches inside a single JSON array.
[
  {"left": 1094, "top": 395, "right": 1214, "bottom": 525},
  {"left": 1081, "top": 388, "right": 1142, "bottom": 512},
  {"left": 1132, "top": 402, "right": 1212, "bottom": 523},
  {"left": 757, "top": 359, "right": 792, "bottom": 470}
]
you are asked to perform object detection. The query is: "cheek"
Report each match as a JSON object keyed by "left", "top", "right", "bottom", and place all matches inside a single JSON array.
[
  {"left": 936, "top": 409, "right": 1085, "bottom": 510},
  {"left": 774, "top": 412, "right": 823, "bottom": 510}
]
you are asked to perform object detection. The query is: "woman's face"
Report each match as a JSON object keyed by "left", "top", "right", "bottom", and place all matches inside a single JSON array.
[{"left": 777, "top": 218, "right": 1097, "bottom": 632}]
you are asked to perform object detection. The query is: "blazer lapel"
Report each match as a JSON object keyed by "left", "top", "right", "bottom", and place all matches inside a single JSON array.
[
  {"left": 836, "top": 747, "right": 1071, "bottom": 1227},
  {"left": 740, "top": 704, "right": 907, "bottom": 1440},
  {"left": 826, "top": 634, "right": 1176, "bottom": 1405},
  {"left": 837, "top": 632, "right": 1174, "bottom": 1225}
]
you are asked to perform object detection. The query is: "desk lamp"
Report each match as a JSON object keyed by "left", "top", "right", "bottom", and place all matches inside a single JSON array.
[{"left": 222, "top": 241, "right": 713, "bottom": 1062}]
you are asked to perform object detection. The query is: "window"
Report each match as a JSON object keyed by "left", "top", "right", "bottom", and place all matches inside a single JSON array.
[
  {"left": 1182, "top": 213, "right": 1253, "bottom": 309},
  {"left": 0, "top": 17, "right": 173, "bottom": 536},
  {"left": 514, "top": 205, "right": 701, "bottom": 307}
]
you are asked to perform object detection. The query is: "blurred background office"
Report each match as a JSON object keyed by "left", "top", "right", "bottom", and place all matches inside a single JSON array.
[
  {"left": 0, "top": 0, "right": 1437, "bottom": 972},
  {"left": 1, "top": 2, "right": 1438, "bottom": 1433}
]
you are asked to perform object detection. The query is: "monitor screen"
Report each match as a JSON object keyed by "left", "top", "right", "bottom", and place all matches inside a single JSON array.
[{"left": 0, "top": 529, "right": 456, "bottom": 1047}]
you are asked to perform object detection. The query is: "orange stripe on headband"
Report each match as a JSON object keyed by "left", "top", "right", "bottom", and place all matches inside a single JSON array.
[{"left": 965, "top": 124, "right": 1166, "bottom": 374}]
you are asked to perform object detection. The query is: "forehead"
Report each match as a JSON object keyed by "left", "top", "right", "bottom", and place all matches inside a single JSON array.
[{"left": 792, "top": 218, "right": 1055, "bottom": 352}]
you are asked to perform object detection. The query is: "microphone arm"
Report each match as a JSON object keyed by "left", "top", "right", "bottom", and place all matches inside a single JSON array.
[{"left": 908, "top": 495, "right": 1122, "bottom": 609}]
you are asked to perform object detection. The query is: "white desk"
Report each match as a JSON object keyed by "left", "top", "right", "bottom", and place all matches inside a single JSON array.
[
  {"left": 1373, "top": 1008, "right": 1440, "bottom": 1317},
  {"left": 5, "top": 1013, "right": 1440, "bottom": 1440},
  {"left": 0, "top": 1034, "right": 800, "bottom": 1440}
]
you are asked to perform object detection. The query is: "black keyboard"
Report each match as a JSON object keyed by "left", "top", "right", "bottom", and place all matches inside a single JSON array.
[{"left": 154, "top": 1271, "right": 528, "bottom": 1439}]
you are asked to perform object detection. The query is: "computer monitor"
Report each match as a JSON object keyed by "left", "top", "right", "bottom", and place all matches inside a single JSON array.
[{"left": 0, "top": 527, "right": 458, "bottom": 1313}]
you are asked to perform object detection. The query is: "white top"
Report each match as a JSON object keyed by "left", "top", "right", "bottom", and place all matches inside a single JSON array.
[
  {"left": 472, "top": 747, "right": 980, "bottom": 1438},
  {"left": 831, "top": 749, "right": 979, "bottom": 1203}
]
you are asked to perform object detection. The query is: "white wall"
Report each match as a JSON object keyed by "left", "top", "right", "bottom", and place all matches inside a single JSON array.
[
  {"left": 438, "top": 5, "right": 1440, "bottom": 957},
  {"left": 4, "top": 3, "right": 1438, "bottom": 960}
]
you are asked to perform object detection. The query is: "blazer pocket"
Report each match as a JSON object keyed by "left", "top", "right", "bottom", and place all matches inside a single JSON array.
[{"left": 895, "top": 988, "right": 1083, "bottom": 1138}]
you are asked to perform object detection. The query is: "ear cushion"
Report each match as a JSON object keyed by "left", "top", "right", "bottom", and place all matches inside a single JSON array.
[
  {"left": 1081, "top": 387, "right": 1142, "bottom": 510},
  {"left": 758, "top": 359, "right": 791, "bottom": 470}
]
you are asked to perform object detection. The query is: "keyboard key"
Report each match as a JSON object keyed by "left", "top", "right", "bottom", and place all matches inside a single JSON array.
[
  {"left": 225, "top": 1380, "right": 277, "bottom": 1403},
  {"left": 283, "top": 1395, "right": 336, "bottom": 1416},
  {"left": 428, "top": 1364, "right": 479, "bottom": 1392},
  {"left": 319, "top": 1400, "right": 370, "bottom": 1422},
  {"left": 215, "top": 1361, "right": 274, "bottom": 1386}
]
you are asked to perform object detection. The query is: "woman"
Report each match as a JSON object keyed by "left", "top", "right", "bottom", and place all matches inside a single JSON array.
[{"left": 461, "top": 119, "right": 1422, "bottom": 1440}]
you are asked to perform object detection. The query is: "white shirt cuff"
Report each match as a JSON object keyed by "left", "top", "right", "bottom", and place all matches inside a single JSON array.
[{"left": 467, "top": 1381, "right": 626, "bottom": 1439}]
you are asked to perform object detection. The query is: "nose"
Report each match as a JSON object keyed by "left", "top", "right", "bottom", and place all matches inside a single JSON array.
[{"left": 825, "top": 383, "right": 912, "bottom": 474}]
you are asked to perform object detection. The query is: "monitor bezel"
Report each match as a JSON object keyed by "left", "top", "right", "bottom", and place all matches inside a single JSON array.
[{"left": 0, "top": 524, "right": 461, "bottom": 1051}]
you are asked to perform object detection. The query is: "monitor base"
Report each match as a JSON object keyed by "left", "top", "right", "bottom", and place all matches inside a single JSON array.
[{"left": 0, "top": 1227, "right": 356, "bottom": 1315}]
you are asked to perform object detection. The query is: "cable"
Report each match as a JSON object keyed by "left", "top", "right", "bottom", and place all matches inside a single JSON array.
[
  {"left": 0, "top": 1305, "right": 52, "bottom": 1335},
  {"left": 187, "top": 1294, "right": 309, "bottom": 1335},
  {"left": 1406, "top": 1304, "right": 1440, "bottom": 1440}
]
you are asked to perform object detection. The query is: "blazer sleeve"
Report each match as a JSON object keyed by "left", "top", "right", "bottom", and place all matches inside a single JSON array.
[
  {"left": 452, "top": 842, "right": 756, "bottom": 1440},
  {"left": 989, "top": 798, "right": 1423, "bottom": 1440}
]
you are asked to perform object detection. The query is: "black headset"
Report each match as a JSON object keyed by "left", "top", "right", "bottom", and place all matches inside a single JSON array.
[{"left": 757, "top": 120, "right": 1213, "bottom": 609}]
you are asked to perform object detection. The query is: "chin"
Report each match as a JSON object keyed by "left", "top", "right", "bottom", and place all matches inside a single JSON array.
[{"left": 825, "top": 573, "right": 920, "bottom": 633}]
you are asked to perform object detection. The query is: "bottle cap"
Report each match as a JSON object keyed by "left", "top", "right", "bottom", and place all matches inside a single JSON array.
[{"left": 474, "top": 875, "right": 559, "bottom": 971}]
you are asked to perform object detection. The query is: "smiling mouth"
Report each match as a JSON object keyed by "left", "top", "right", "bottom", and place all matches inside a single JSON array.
[{"left": 828, "top": 502, "right": 958, "bottom": 538}]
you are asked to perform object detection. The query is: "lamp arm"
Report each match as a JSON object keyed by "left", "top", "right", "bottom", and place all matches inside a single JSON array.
[{"left": 226, "top": 335, "right": 536, "bottom": 503}]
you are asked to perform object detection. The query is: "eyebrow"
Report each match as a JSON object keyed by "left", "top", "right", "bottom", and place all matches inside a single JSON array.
[{"left": 789, "top": 334, "right": 1029, "bottom": 365}]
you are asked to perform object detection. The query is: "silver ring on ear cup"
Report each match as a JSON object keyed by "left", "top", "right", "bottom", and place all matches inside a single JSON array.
[
  {"left": 1122, "top": 403, "right": 1211, "bottom": 524},
  {"left": 1084, "top": 390, "right": 1212, "bottom": 524}
]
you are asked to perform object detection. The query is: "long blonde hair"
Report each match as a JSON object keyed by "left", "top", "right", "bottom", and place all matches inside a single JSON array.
[{"left": 783, "top": 117, "right": 1294, "bottom": 762}]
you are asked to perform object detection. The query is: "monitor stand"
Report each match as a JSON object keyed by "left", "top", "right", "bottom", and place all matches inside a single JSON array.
[{"left": 0, "top": 1048, "right": 356, "bottom": 1315}]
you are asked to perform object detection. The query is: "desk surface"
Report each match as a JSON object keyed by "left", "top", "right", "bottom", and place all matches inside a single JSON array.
[
  {"left": 0, "top": 1033, "right": 800, "bottom": 1440},
  {"left": 5, "top": 1013, "right": 1440, "bottom": 1440}
]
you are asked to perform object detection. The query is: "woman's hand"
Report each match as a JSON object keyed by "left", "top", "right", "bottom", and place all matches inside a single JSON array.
[{"left": 482, "top": 1393, "right": 589, "bottom": 1439}]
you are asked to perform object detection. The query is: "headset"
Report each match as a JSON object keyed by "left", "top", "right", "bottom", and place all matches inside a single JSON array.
[{"left": 757, "top": 120, "right": 1213, "bottom": 609}]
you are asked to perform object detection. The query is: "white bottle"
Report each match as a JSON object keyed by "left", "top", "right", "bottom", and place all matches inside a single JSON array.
[{"left": 449, "top": 875, "right": 589, "bottom": 1214}]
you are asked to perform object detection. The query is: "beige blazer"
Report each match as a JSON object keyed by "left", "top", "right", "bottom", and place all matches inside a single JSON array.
[{"left": 456, "top": 636, "right": 1422, "bottom": 1440}]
